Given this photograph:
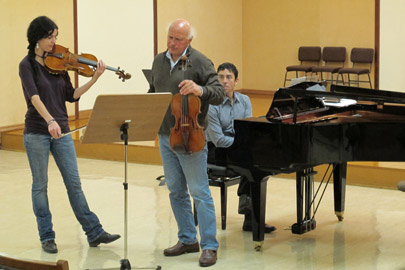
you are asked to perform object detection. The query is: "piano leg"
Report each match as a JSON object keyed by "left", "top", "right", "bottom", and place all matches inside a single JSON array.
[
  {"left": 228, "top": 165, "right": 269, "bottom": 249},
  {"left": 250, "top": 178, "right": 268, "bottom": 251},
  {"left": 292, "top": 168, "right": 317, "bottom": 234},
  {"left": 333, "top": 162, "right": 347, "bottom": 221}
]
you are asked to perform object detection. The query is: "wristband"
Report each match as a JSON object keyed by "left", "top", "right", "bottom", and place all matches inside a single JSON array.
[{"left": 47, "top": 119, "right": 56, "bottom": 126}]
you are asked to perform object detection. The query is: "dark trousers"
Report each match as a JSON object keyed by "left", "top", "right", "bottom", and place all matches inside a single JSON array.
[{"left": 207, "top": 142, "right": 250, "bottom": 197}]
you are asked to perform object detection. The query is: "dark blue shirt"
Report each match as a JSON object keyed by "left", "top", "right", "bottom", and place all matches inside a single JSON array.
[{"left": 206, "top": 91, "right": 252, "bottom": 147}]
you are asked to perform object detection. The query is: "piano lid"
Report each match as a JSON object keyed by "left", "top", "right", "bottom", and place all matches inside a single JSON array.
[
  {"left": 266, "top": 82, "right": 405, "bottom": 122},
  {"left": 266, "top": 82, "right": 328, "bottom": 122},
  {"left": 282, "top": 83, "right": 405, "bottom": 105}
]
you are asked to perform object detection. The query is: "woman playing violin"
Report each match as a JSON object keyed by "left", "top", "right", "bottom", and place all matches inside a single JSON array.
[{"left": 19, "top": 16, "right": 120, "bottom": 254}]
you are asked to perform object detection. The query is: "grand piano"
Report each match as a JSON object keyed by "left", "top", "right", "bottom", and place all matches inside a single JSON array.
[{"left": 222, "top": 82, "right": 405, "bottom": 249}]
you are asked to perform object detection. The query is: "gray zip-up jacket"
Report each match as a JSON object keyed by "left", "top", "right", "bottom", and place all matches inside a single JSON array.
[{"left": 148, "top": 46, "right": 225, "bottom": 135}]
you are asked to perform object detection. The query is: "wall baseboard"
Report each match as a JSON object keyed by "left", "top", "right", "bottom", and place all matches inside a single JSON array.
[
  {"left": 0, "top": 124, "right": 25, "bottom": 134},
  {"left": 74, "top": 109, "right": 92, "bottom": 120},
  {"left": 0, "top": 109, "right": 93, "bottom": 146},
  {"left": 239, "top": 89, "right": 276, "bottom": 96}
]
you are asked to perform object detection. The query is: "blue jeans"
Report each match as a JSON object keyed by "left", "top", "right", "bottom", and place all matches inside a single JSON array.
[
  {"left": 159, "top": 135, "right": 219, "bottom": 251},
  {"left": 24, "top": 133, "right": 104, "bottom": 243}
]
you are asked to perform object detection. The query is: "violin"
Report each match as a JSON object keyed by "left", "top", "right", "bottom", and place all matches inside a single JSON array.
[
  {"left": 44, "top": 44, "right": 131, "bottom": 81},
  {"left": 169, "top": 56, "right": 205, "bottom": 154}
]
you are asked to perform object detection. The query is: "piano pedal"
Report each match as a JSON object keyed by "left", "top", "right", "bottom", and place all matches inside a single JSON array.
[
  {"left": 254, "top": 241, "right": 263, "bottom": 252},
  {"left": 291, "top": 219, "right": 316, "bottom": 234}
]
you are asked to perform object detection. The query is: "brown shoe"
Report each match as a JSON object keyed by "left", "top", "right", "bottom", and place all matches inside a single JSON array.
[
  {"left": 163, "top": 241, "right": 199, "bottom": 256},
  {"left": 199, "top": 249, "right": 217, "bottom": 267}
]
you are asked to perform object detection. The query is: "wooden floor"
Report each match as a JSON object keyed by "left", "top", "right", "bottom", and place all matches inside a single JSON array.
[
  {"left": 2, "top": 118, "right": 405, "bottom": 190},
  {"left": 1, "top": 149, "right": 405, "bottom": 270}
]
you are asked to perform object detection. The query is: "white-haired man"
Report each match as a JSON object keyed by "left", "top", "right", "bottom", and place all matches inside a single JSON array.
[{"left": 148, "top": 19, "right": 225, "bottom": 267}]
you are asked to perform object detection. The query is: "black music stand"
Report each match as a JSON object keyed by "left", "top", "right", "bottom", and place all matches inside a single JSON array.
[
  {"left": 141, "top": 69, "right": 152, "bottom": 85},
  {"left": 82, "top": 93, "right": 172, "bottom": 270}
]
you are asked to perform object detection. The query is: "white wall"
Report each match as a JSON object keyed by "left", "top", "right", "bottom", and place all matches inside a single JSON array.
[
  {"left": 380, "top": 0, "right": 405, "bottom": 92},
  {"left": 77, "top": 0, "right": 154, "bottom": 110}
]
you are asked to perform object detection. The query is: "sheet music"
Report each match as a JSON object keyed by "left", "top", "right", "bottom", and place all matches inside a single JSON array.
[{"left": 322, "top": 98, "right": 357, "bottom": 107}]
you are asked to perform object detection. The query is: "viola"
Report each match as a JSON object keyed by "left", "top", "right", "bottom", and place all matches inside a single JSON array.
[
  {"left": 44, "top": 44, "right": 131, "bottom": 81},
  {"left": 169, "top": 56, "right": 205, "bottom": 154}
]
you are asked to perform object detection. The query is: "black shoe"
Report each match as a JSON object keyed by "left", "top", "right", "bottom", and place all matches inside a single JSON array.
[
  {"left": 243, "top": 212, "right": 276, "bottom": 234},
  {"left": 243, "top": 222, "right": 276, "bottom": 234},
  {"left": 89, "top": 232, "right": 121, "bottom": 247},
  {"left": 242, "top": 224, "right": 277, "bottom": 233},
  {"left": 42, "top": 240, "right": 58, "bottom": 254}
]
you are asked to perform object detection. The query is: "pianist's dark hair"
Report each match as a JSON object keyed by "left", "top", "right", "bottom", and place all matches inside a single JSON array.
[{"left": 217, "top": 62, "right": 238, "bottom": 79}]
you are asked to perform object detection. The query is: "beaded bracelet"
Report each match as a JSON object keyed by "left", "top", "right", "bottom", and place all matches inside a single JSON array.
[{"left": 47, "top": 119, "right": 56, "bottom": 126}]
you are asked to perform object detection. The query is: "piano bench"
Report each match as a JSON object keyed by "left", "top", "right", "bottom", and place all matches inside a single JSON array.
[
  {"left": 210, "top": 175, "right": 241, "bottom": 230},
  {"left": 194, "top": 165, "right": 241, "bottom": 230}
]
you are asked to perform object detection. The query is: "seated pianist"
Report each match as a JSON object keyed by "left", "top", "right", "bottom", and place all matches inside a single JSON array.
[{"left": 206, "top": 62, "right": 276, "bottom": 233}]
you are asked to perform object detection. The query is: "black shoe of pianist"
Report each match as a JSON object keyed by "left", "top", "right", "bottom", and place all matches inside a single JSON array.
[
  {"left": 243, "top": 213, "right": 276, "bottom": 234},
  {"left": 242, "top": 222, "right": 277, "bottom": 234}
]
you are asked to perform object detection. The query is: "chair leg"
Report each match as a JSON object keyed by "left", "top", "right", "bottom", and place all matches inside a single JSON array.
[
  {"left": 306, "top": 71, "right": 314, "bottom": 81},
  {"left": 193, "top": 202, "right": 198, "bottom": 226},
  {"left": 284, "top": 71, "right": 289, "bottom": 87},
  {"left": 337, "top": 73, "right": 343, "bottom": 85},
  {"left": 368, "top": 73, "right": 372, "bottom": 88},
  {"left": 337, "top": 73, "right": 344, "bottom": 86},
  {"left": 220, "top": 184, "right": 227, "bottom": 230}
]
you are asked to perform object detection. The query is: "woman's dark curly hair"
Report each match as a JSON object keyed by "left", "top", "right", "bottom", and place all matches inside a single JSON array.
[{"left": 26, "top": 16, "right": 58, "bottom": 81}]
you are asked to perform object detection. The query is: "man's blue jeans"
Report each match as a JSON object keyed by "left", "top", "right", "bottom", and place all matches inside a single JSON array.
[
  {"left": 24, "top": 133, "right": 104, "bottom": 243},
  {"left": 159, "top": 135, "right": 219, "bottom": 251}
]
